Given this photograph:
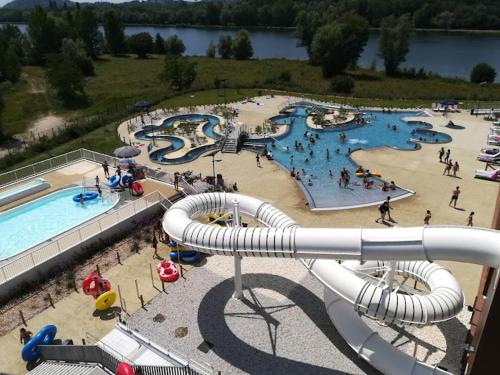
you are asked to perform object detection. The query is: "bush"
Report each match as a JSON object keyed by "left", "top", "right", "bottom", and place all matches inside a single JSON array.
[
  {"left": 330, "top": 75, "right": 355, "bottom": 94},
  {"left": 278, "top": 70, "right": 291, "bottom": 82},
  {"left": 470, "top": 63, "right": 496, "bottom": 84}
]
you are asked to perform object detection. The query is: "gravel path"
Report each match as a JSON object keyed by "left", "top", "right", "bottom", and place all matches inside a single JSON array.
[{"left": 127, "top": 255, "right": 469, "bottom": 375}]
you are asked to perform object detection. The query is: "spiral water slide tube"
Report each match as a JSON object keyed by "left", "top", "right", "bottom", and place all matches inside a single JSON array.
[{"left": 163, "top": 193, "right": 500, "bottom": 375}]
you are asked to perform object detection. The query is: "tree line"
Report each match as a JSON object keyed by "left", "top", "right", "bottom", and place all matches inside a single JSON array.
[{"left": 1, "top": 0, "right": 500, "bottom": 30}]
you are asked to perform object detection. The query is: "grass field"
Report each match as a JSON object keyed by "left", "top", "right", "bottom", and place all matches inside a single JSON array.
[{"left": 1, "top": 55, "right": 500, "bottom": 170}]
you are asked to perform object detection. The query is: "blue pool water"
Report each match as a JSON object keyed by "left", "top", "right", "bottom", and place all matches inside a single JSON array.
[
  {"left": 263, "top": 107, "right": 451, "bottom": 209},
  {"left": 0, "top": 187, "right": 117, "bottom": 260},
  {"left": 135, "top": 114, "right": 221, "bottom": 164}
]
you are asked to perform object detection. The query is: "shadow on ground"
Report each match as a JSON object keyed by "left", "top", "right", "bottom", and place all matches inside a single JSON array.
[{"left": 198, "top": 273, "right": 380, "bottom": 375}]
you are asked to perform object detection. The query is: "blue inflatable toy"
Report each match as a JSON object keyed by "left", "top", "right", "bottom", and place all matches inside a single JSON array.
[
  {"left": 167, "top": 241, "right": 178, "bottom": 248},
  {"left": 72, "top": 192, "right": 98, "bottom": 202},
  {"left": 22, "top": 324, "right": 57, "bottom": 362},
  {"left": 170, "top": 250, "right": 200, "bottom": 264},
  {"left": 108, "top": 175, "right": 120, "bottom": 188},
  {"left": 121, "top": 174, "right": 134, "bottom": 188}
]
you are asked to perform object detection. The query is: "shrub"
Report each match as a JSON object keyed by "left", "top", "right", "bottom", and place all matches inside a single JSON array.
[
  {"left": 470, "top": 63, "right": 496, "bottom": 84},
  {"left": 330, "top": 75, "right": 355, "bottom": 94},
  {"left": 278, "top": 70, "right": 291, "bottom": 82}
]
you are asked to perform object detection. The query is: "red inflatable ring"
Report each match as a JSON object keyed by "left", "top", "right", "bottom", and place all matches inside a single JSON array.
[
  {"left": 156, "top": 261, "right": 179, "bottom": 282},
  {"left": 82, "top": 273, "right": 111, "bottom": 299}
]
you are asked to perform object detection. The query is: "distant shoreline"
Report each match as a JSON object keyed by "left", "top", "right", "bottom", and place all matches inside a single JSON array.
[{"left": 2, "top": 21, "right": 500, "bottom": 34}]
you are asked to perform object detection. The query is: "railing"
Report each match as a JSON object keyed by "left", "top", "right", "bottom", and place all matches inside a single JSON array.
[
  {"left": 39, "top": 344, "right": 210, "bottom": 375},
  {"left": 0, "top": 190, "right": 170, "bottom": 285},
  {"left": 0, "top": 148, "right": 199, "bottom": 196}
]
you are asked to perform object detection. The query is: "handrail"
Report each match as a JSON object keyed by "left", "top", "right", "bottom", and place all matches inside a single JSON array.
[{"left": 0, "top": 190, "right": 171, "bottom": 285}]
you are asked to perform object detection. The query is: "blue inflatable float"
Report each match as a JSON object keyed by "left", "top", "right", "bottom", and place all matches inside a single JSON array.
[
  {"left": 121, "top": 174, "right": 134, "bottom": 188},
  {"left": 170, "top": 250, "right": 200, "bottom": 264},
  {"left": 108, "top": 175, "right": 120, "bottom": 188},
  {"left": 72, "top": 192, "right": 98, "bottom": 202},
  {"left": 22, "top": 324, "right": 57, "bottom": 362}
]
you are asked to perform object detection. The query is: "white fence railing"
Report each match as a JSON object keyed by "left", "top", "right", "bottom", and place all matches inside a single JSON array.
[
  {"left": 0, "top": 190, "right": 171, "bottom": 285},
  {"left": 0, "top": 148, "right": 200, "bottom": 196}
]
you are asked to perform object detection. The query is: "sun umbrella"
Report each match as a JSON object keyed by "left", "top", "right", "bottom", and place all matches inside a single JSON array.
[
  {"left": 135, "top": 100, "right": 152, "bottom": 109},
  {"left": 113, "top": 146, "right": 141, "bottom": 158},
  {"left": 440, "top": 99, "right": 458, "bottom": 106}
]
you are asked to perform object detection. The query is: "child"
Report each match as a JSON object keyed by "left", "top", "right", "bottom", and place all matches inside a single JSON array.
[
  {"left": 424, "top": 210, "right": 431, "bottom": 225},
  {"left": 467, "top": 212, "right": 474, "bottom": 227}
]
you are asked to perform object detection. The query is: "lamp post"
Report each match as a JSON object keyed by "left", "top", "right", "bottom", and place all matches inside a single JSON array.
[{"left": 204, "top": 150, "right": 222, "bottom": 191}]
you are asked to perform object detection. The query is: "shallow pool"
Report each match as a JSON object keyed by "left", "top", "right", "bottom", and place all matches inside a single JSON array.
[
  {"left": 0, "top": 187, "right": 117, "bottom": 260},
  {"left": 263, "top": 107, "right": 451, "bottom": 209}
]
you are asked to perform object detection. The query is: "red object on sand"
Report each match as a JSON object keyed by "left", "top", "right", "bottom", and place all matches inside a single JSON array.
[{"left": 116, "top": 362, "right": 134, "bottom": 375}]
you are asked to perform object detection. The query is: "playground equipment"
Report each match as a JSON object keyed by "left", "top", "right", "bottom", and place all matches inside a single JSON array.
[
  {"left": 82, "top": 273, "right": 116, "bottom": 310},
  {"left": 21, "top": 324, "right": 57, "bottom": 362},
  {"left": 163, "top": 192, "right": 500, "bottom": 375},
  {"left": 156, "top": 260, "right": 179, "bottom": 282}
]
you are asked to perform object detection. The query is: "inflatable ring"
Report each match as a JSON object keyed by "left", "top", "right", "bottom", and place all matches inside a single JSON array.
[
  {"left": 116, "top": 362, "right": 135, "bottom": 375},
  {"left": 355, "top": 171, "right": 381, "bottom": 177},
  {"left": 108, "top": 175, "right": 120, "bottom": 188},
  {"left": 72, "top": 192, "right": 98, "bottom": 202},
  {"left": 21, "top": 324, "right": 57, "bottom": 362},
  {"left": 167, "top": 241, "right": 177, "bottom": 248},
  {"left": 156, "top": 261, "right": 179, "bottom": 282},
  {"left": 95, "top": 290, "right": 117, "bottom": 311},
  {"left": 170, "top": 250, "right": 200, "bottom": 264},
  {"left": 82, "top": 273, "right": 111, "bottom": 299},
  {"left": 121, "top": 174, "right": 134, "bottom": 188},
  {"left": 131, "top": 181, "right": 144, "bottom": 196}
]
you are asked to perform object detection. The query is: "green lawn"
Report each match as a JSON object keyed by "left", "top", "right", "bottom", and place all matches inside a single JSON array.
[{"left": 2, "top": 55, "right": 500, "bottom": 169}]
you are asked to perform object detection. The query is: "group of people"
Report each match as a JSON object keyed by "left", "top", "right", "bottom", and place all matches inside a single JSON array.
[
  {"left": 438, "top": 147, "right": 460, "bottom": 177},
  {"left": 423, "top": 207, "right": 475, "bottom": 226}
]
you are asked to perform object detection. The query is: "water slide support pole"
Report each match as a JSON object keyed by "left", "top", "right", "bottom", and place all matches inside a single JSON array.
[
  {"left": 387, "top": 260, "right": 397, "bottom": 291},
  {"left": 232, "top": 199, "right": 244, "bottom": 299}
]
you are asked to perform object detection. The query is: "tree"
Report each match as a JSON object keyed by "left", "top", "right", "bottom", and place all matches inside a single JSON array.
[
  {"left": 46, "top": 54, "right": 85, "bottom": 104},
  {"left": 330, "top": 75, "right": 355, "bottom": 94},
  {"left": 155, "top": 33, "right": 165, "bottom": 54},
  {"left": 232, "top": 29, "right": 253, "bottom": 60},
  {"left": 164, "top": 35, "right": 185, "bottom": 56},
  {"left": 74, "top": 8, "right": 100, "bottom": 59},
  {"left": 0, "top": 45, "right": 21, "bottom": 83},
  {"left": 470, "top": 63, "right": 496, "bottom": 84},
  {"left": 310, "top": 13, "right": 369, "bottom": 77},
  {"left": 28, "top": 7, "right": 67, "bottom": 64},
  {"left": 0, "top": 92, "right": 4, "bottom": 142},
  {"left": 378, "top": 15, "right": 413, "bottom": 75},
  {"left": 127, "top": 32, "right": 154, "bottom": 58},
  {"left": 61, "top": 38, "right": 94, "bottom": 76},
  {"left": 206, "top": 41, "right": 216, "bottom": 58},
  {"left": 104, "top": 11, "right": 126, "bottom": 56},
  {"left": 159, "top": 54, "right": 197, "bottom": 91},
  {"left": 217, "top": 34, "right": 232, "bottom": 59}
]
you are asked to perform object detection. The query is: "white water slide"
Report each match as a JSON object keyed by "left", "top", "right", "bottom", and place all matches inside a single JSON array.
[{"left": 163, "top": 193, "right": 500, "bottom": 375}]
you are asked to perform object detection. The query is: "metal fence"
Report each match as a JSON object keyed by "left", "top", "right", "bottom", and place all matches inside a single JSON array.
[
  {"left": 0, "top": 148, "right": 199, "bottom": 196},
  {"left": 39, "top": 345, "right": 210, "bottom": 375},
  {"left": 0, "top": 190, "right": 169, "bottom": 285}
]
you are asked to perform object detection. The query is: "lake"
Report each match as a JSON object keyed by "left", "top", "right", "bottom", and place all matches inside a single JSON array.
[{"left": 10, "top": 23, "right": 500, "bottom": 80}]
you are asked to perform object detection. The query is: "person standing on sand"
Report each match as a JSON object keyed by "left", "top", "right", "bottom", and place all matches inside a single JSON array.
[
  {"left": 444, "top": 149, "right": 451, "bottom": 164},
  {"left": 467, "top": 212, "right": 474, "bottom": 226},
  {"left": 102, "top": 161, "right": 110, "bottom": 178},
  {"left": 443, "top": 160, "right": 452, "bottom": 176},
  {"left": 452, "top": 161, "right": 459, "bottom": 177},
  {"left": 449, "top": 186, "right": 460, "bottom": 208},
  {"left": 152, "top": 234, "right": 159, "bottom": 259},
  {"left": 385, "top": 196, "right": 394, "bottom": 221},
  {"left": 376, "top": 201, "right": 388, "bottom": 223},
  {"left": 256, "top": 154, "right": 261, "bottom": 167},
  {"left": 424, "top": 210, "right": 432, "bottom": 225},
  {"left": 438, "top": 147, "right": 445, "bottom": 163}
]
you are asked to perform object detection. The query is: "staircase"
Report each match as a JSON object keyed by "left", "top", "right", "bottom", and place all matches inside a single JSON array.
[{"left": 222, "top": 137, "right": 238, "bottom": 153}]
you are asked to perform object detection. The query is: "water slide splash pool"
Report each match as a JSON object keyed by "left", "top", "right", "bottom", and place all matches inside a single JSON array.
[
  {"left": 0, "top": 187, "right": 118, "bottom": 260},
  {"left": 135, "top": 114, "right": 222, "bottom": 164},
  {"left": 163, "top": 192, "right": 500, "bottom": 375}
]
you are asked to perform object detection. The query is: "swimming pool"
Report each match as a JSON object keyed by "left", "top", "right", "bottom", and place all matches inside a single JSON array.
[
  {"left": 260, "top": 106, "right": 451, "bottom": 210},
  {"left": 0, "top": 178, "right": 50, "bottom": 206},
  {"left": 135, "top": 114, "right": 222, "bottom": 164},
  {"left": 0, "top": 187, "right": 118, "bottom": 260}
]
